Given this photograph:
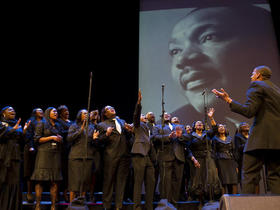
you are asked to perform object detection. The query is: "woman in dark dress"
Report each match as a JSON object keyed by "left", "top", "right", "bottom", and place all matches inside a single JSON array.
[
  {"left": 0, "top": 106, "right": 29, "bottom": 210},
  {"left": 187, "top": 108, "right": 222, "bottom": 204},
  {"left": 67, "top": 109, "right": 99, "bottom": 203},
  {"left": 212, "top": 124, "right": 238, "bottom": 194},
  {"left": 89, "top": 109, "right": 101, "bottom": 202},
  {"left": 24, "top": 108, "right": 44, "bottom": 203},
  {"left": 57, "top": 105, "right": 73, "bottom": 202},
  {"left": 31, "top": 107, "right": 63, "bottom": 210},
  {"left": 234, "top": 122, "right": 249, "bottom": 187}
]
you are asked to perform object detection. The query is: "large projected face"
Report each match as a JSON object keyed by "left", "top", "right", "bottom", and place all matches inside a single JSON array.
[
  {"left": 169, "top": 6, "right": 279, "bottom": 113},
  {"left": 139, "top": 3, "right": 280, "bottom": 134}
]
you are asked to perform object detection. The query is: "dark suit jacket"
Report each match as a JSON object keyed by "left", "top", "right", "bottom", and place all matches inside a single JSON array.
[
  {"left": 131, "top": 103, "right": 152, "bottom": 156},
  {"left": 97, "top": 117, "right": 131, "bottom": 160},
  {"left": 152, "top": 122, "right": 187, "bottom": 162},
  {"left": 234, "top": 132, "right": 247, "bottom": 161},
  {"left": 230, "top": 80, "right": 280, "bottom": 152},
  {"left": 67, "top": 123, "right": 98, "bottom": 159}
]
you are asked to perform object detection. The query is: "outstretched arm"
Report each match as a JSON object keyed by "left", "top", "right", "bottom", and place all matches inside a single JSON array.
[
  {"left": 207, "top": 107, "right": 216, "bottom": 126},
  {"left": 212, "top": 88, "right": 232, "bottom": 104},
  {"left": 213, "top": 82, "right": 263, "bottom": 118},
  {"left": 133, "top": 89, "right": 142, "bottom": 128}
]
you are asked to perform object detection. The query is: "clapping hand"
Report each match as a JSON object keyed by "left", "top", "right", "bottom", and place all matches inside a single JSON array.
[
  {"left": 13, "top": 118, "right": 22, "bottom": 130},
  {"left": 106, "top": 127, "right": 114, "bottom": 136},
  {"left": 93, "top": 130, "right": 99, "bottom": 140},
  {"left": 23, "top": 120, "right": 31, "bottom": 134}
]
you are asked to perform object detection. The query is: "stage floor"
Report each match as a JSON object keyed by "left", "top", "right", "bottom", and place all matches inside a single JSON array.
[{"left": 22, "top": 192, "right": 205, "bottom": 210}]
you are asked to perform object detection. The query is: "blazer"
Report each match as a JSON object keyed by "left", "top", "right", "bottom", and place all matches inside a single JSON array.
[
  {"left": 131, "top": 103, "right": 151, "bottom": 156},
  {"left": 234, "top": 132, "right": 247, "bottom": 161},
  {"left": 97, "top": 117, "right": 132, "bottom": 159},
  {"left": 152, "top": 122, "right": 187, "bottom": 162},
  {"left": 230, "top": 80, "right": 280, "bottom": 152},
  {"left": 67, "top": 123, "right": 98, "bottom": 159}
]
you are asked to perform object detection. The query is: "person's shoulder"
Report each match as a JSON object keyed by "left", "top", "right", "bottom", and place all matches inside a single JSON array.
[
  {"left": 248, "top": 81, "right": 267, "bottom": 94},
  {"left": 69, "top": 122, "right": 79, "bottom": 128},
  {"left": 118, "top": 118, "right": 126, "bottom": 123},
  {"left": 234, "top": 132, "right": 242, "bottom": 138},
  {"left": 250, "top": 80, "right": 266, "bottom": 87},
  {"left": 97, "top": 121, "right": 106, "bottom": 126}
]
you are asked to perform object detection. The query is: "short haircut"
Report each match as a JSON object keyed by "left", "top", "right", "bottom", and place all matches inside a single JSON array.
[{"left": 255, "top": 65, "right": 272, "bottom": 80}]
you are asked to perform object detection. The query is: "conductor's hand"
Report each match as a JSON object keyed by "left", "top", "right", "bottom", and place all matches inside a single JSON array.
[{"left": 212, "top": 88, "right": 232, "bottom": 104}]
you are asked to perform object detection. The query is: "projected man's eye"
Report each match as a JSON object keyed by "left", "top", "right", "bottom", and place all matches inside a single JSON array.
[
  {"left": 169, "top": 48, "right": 182, "bottom": 57},
  {"left": 200, "top": 34, "right": 217, "bottom": 43}
]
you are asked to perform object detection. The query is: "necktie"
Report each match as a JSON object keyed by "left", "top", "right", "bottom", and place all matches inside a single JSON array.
[
  {"left": 113, "top": 118, "right": 122, "bottom": 134},
  {"left": 168, "top": 123, "right": 173, "bottom": 131}
]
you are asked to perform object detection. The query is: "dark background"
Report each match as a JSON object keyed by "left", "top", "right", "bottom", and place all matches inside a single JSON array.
[{"left": 1, "top": 0, "right": 279, "bottom": 123}]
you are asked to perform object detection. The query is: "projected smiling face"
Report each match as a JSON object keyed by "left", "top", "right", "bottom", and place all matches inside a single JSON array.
[{"left": 169, "top": 7, "right": 256, "bottom": 113}]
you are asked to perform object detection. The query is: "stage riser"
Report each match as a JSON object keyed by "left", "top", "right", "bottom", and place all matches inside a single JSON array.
[{"left": 22, "top": 203, "right": 199, "bottom": 210}]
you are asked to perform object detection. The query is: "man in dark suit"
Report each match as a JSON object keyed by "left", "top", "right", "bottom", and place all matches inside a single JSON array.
[
  {"left": 97, "top": 106, "right": 132, "bottom": 210},
  {"left": 131, "top": 89, "right": 155, "bottom": 210},
  {"left": 212, "top": 65, "right": 280, "bottom": 194},
  {"left": 151, "top": 112, "right": 188, "bottom": 204}
]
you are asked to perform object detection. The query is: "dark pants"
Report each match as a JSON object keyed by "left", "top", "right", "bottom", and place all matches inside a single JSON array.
[
  {"left": 242, "top": 150, "right": 280, "bottom": 194},
  {"left": 102, "top": 156, "right": 130, "bottom": 209},
  {"left": 132, "top": 155, "right": 155, "bottom": 210},
  {"left": 159, "top": 159, "right": 184, "bottom": 203}
]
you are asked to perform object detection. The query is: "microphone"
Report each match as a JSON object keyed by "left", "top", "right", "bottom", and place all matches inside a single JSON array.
[
  {"left": 202, "top": 89, "right": 206, "bottom": 95},
  {"left": 162, "top": 83, "right": 165, "bottom": 88}
]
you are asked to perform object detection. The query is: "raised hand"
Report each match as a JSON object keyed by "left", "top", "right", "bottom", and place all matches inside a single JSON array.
[
  {"left": 207, "top": 108, "right": 215, "bottom": 119},
  {"left": 23, "top": 120, "right": 31, "bottom": 134},
  {"left": 13, "top": 118, "right": 22, "bottom": 130},
  {"left": 137, "top": 89, "right": 142, "bottom": 104},
  {"left": 212, "top": 88, "right": 232, "bottom": 104}
]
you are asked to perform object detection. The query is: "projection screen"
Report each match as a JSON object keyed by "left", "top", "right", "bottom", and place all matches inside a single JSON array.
[{"left": 139, "top": 0, "right": 280, "bottom": 135}]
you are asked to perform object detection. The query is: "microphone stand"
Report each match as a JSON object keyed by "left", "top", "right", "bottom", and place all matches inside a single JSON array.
[
  {"left": 160, "top": 84, "right": 166, "bottom": 201},
  {"left": 161, "top": 84, "right": 165, "bottom": 152},
  {"left": 156, "top": 83, "right": 174, "bottom": 208},
  {"left": 203, "top": 89, "right": 214, "bottom": 203},
  {"left": 81, "top": 72, "right": 93, "bottom": 197}
]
